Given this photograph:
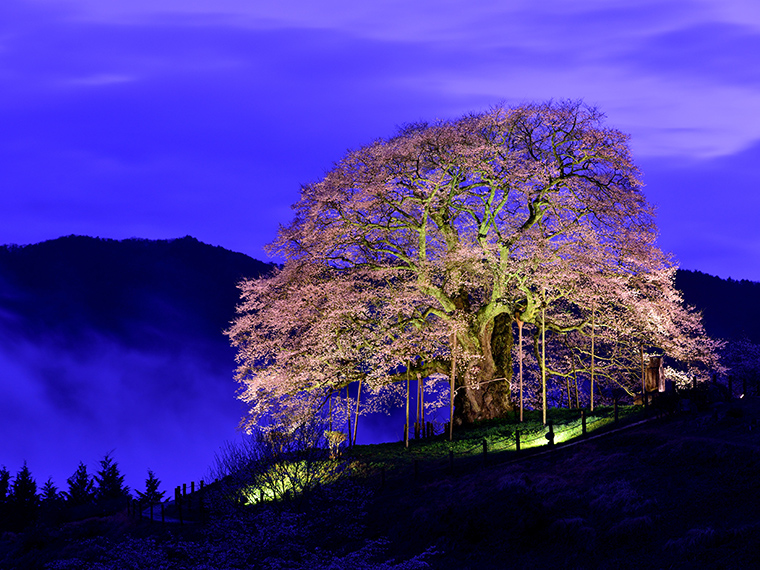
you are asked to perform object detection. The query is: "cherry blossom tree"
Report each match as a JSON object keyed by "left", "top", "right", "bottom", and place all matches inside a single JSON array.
[
  {"left": 229, "top": 100, "right": 718, "bottom": 427},
  {"left": 518, "top": 265, "right": 723, "bottom": 413}
]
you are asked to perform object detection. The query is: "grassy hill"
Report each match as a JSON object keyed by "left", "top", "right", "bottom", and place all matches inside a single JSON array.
[{"left": 3, "top": 397, "right": 759, "bottom": 569}]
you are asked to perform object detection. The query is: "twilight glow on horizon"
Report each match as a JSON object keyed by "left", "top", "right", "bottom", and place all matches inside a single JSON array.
[{"left": 2, "top": 0, "right": 760, "bottom": 280}]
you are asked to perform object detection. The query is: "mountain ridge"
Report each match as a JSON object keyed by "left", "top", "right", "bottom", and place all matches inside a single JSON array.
[
  {"left": 1, "top": 235, "right": 756, "bottom": 349},
  {"left": 0, "top": 234, "right": 274, "bottom": 351}
]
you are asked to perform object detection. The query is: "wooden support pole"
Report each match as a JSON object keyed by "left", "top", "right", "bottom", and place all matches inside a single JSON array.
[
  {"left": 346, "top": 386, "right": 352, "bottom": 449},
  {"left": 591, "top": 303, "right": 595, "bottom": 412},
  {"left": 420, "top": 374, "right": 425, "bottom": 429},
  {"left": 542, "top": 294, "right": 547, "bottom": 426},
  {"left": 450, "top": 334, "right": 457, "bottom": 441},
  {"left": 405, "top": 361, "right": 410, "bottom": 449},
  {"left": 517, "top": 318, "right": 524, "bottom": 422},
  {"left": 353, "top": 377, "right": 362, "bottom": 446}
]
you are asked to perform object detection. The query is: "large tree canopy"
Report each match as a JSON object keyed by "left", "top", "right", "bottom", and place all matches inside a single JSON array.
[{"left": 228, "top": 101, "right": 719, "bottom": 429}]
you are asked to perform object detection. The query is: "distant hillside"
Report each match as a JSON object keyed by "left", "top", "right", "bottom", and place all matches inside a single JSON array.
[
  {"left": 0, "top": 235, "right": 276, "bottom": 494},
  {"left": 0, "top": 235, "right": 274, "bottom": 352},
  {"left": 676, "top": 268, "right": 760, "bottom": 343},
  {"left": 1, "top": 238, "right": 751, "bottom": 349}
]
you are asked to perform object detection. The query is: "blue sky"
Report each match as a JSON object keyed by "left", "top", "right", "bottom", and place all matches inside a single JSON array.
[{"left": 2, "top": 0, "right": 760, "bottom": 279}]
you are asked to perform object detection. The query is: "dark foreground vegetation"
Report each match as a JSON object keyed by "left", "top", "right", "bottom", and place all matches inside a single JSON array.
[{"left": 3, "top": 390, "right": 759, "bottom": 569}]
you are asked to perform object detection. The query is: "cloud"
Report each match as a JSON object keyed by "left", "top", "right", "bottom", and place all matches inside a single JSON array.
[
  {"left": 4, "top": 0, "right": 760, "bottom": 278},
  {"left": 64, "top": 73, "right": 136, "bottom": 86},
  {"left": 10, "top": 1, "right": 760, "bottom": 160}
]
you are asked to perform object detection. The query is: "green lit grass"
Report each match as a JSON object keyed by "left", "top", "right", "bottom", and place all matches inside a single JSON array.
[
  {"left": 237, "top": 406, "right": 647, "bottom": 505},
  {"left": 346, "top": 405, "right": 647, "bottom": 473},
  {"left": 240, "top": 458, "right": 347, "bottom": 505}
]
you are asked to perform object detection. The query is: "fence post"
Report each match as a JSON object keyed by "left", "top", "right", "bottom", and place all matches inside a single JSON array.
[
  {"left": 581, "top": 410, "right": 587, "bottom": 437},
  {"left": 198, "top": 481, "right": 204, "bottom": 520},
  {"left": 175, "top": 486, "right": 183, "bottom": 525},
  {"left": 449, "top": 450, "right": 454, "bottom": 473},
  {"left": 546, "top": 421, "right": 555, "bottom": 447},
  {"left": 614, "top": 397, "right": 619, "bottom": 423},
  {"left": 482, "top": 439, "right": 488, "bottom": 465},
  {"left": 515, "top": 430, "right": 521, "bottom": 454}
]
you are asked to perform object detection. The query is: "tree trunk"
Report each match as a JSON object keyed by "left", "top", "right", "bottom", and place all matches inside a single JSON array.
[{"left": 454, "top": 314, "right": 514, "bottom": 424}]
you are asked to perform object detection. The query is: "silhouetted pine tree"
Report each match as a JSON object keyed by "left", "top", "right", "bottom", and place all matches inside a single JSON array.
[
  {"left": 94, "top": 453, "right": 130, "bottom": 510},
  {"left": 41, "top": 477, "right": 62, "bottom": 503},
  {"left": 65, "top": 462, "right": 95, "bottom": 507},
  {"left": 9, "top": 462, "right": 38, "bottom": 530},
  {"left": 40, "top": 477, "right": 65, "bottom": 524},
  {"left": 0, "top": 465, "right": 11, "bottom": 530},
  {"left": 0, "top": 466, "right": 9, "bottom": 501},
  {"left": 135, "top": 469, "right": 166, "bottom": 504}
]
